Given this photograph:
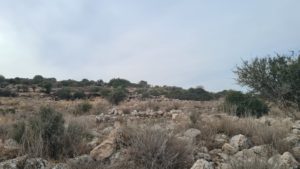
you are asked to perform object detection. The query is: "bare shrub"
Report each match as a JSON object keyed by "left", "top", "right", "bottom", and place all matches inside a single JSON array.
[
  {"left": 92, "top": 99, "right": 111, "bottom": 115},
  {"left": 119, "top": 126, "right": 193, "bottom": 169},
  {"left": 0, "top": 124, "right": 11, "bottom": 140}
]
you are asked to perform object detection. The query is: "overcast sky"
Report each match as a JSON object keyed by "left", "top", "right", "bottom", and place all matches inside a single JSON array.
[{"left": 0, "top": 1, "right": 300, "bottom": 91}]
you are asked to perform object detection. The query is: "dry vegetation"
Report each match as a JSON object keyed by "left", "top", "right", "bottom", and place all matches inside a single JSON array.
[{"left": 0, "top": 86, "right": 299, "bottom": 168}]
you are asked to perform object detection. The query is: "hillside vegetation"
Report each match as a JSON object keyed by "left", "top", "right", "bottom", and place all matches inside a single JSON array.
[{"left": 0, "top": 53, "right": 299, "bottom": 169}]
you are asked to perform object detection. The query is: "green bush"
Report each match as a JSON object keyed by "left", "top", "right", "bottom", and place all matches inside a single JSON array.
[
  {"left": 107, "top": 87, "right": 128, "bottom": 105},
  {"left": 55, "top": 88, "right": 72, "bottom": 100},
  {"left": 73, "top": 101, "right": 93, "bottom": 115},
  {"left": 224, "top": 91, "right": 268, "bottom": 117},
  {"left": 99, "top": 87, "right": 112, "bottom": 97},
  {"left": 166, "top": 87, "right": 213, "bottom": 101},
  {"left": 41, "top": 82, "right": 52, "bottom": 94},
  {"left": 0, "top": 89, "right": 17, "bottom": 97},
  {"left": 73, "top": 90, "right": 86, "bottom": 99}
]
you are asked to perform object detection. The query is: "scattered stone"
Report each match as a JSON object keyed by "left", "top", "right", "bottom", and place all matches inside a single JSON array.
[
  {"left": 222, "top": 143, "right": 238, "bottom": 155},
  {"left": 284, "top": 134, "right": 300, "bottom": 147},
  {"left": 292, "top": 120, "right": 300, "bottom": 130},
  {"left": 0, "top": 155, "right": 27, "bottom": 169},
  {"left": 67, "top": 155, "right": 94, "bottom": 166},
  {"left": 214, "top": 134, "right": 229, "bottom": 147},
  {"left": 268, "top": 152, "right": 299, "bottom": 169},
  {"left": 24, "top": 158, "right": 49, "bottom": 169},
  {"left": 194, "top": 153, "right": 212, "bottom": 161},
  {"left": 184, "top": 128, "right": 201, "bottom": 139},
  {"left": 51, "top": 163, "right": 70, "bottom": 169},
  {"left": 216, "top": 162, "right": 232, "bottom": 169},
  {"left": 190, "top": 159, "right": 214, "bottom": 169},
  {"left": 292, "top": 129, "right": 300, "bottom": 135},
  {"left": 229, "top": 134, "right": 251, "bottom": 150}
]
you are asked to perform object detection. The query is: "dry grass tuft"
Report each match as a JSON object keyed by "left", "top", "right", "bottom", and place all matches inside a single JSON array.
[
  {"left": 193, "top": 115, "right": 290, "bottom": 153},
  {"left": 118, "top": 126, "right": 193, "bottom": 169},
  {"left": 230, "top": 157, "right": 272, "bottom": 169}
]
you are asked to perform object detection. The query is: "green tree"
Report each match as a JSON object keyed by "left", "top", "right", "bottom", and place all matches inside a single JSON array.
[
  {"left": 33, "top": 75, "right": 44, "bottom": 84},
  {"left": 235, "top": 53, "right": 300, "bottom": 110},
  {"left": 41, "top": 82, "right": 52, "bottom": 94},
  {"left": 0, "top": 75, "right": 5, "bottom": 84},
  {"left": 108, "top": 78, "right": 131, "bottom": 88}
]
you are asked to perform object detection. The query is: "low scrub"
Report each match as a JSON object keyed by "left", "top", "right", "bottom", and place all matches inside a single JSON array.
[
  {"left": 14, "top": 106, "right": 90, "bottom": 160},
  {"left": 73, "top": 101, "right": 93, "bottom": 116},
  {"left": 0, "top": 88, "right": 17, "bottom": 97},
  {"left": 55, "top": 88, "right": 72, "bottom": 100},
  {"left": 73, "top": 90, "right": 86, "bottom": 99}
]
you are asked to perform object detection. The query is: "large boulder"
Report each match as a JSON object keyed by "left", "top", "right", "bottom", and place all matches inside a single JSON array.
[
  {"left": 90, "top": 124, "right": 121, "bottom": 161},
  {"left": 90, "top": 138, "right": 116, "bottom": 161},
  {"left": 229, "top": 134, "right": 251, "bottom": 150},
  {"left": 190, "top": 159, "right": 214, "bottom": 169},
  {"left": 268, "top": 152, "right": 299, "bottom": 169}
]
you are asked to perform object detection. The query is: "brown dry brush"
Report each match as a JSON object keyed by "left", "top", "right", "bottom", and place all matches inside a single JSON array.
[{"left": 118, "top": 126, "right": 194, "bottom": 169}]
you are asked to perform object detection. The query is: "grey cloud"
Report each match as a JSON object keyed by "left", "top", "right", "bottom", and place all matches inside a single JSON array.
[{"left": 0, "top": 0, "right": 300, "bottom": 91}]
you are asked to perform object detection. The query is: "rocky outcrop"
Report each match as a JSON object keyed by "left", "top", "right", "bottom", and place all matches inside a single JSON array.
[{"left": 90, "top": 122, "right": 122, "bottom": 161}]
